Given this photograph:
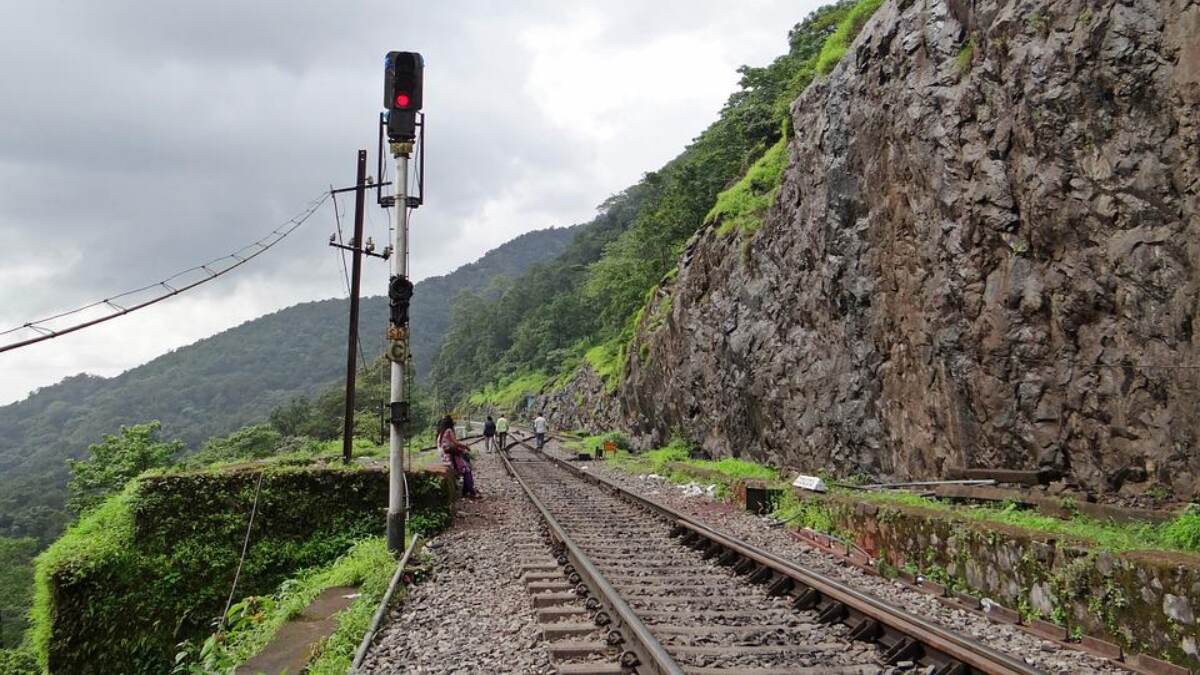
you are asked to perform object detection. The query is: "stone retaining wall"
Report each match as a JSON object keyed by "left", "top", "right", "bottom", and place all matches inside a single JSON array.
[{"left": 804, "top": 492, "right": 1200, "bottom": 671}]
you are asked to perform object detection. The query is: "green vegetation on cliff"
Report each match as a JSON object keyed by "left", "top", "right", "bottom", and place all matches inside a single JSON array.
[
  {"left": 432, "top": 0, "right": 881, "bottom": 405},
  {"left": 707, "top": 136, "right": 789, "bottom": 236}
]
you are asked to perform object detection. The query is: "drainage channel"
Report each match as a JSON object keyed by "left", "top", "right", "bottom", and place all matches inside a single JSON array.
[{"left": 501, "top": 432, "right": 1042, "bottom": 675}]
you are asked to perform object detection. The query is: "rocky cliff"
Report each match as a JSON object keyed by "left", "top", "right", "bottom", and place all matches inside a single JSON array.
[{"left": 543, "top": 0, "right": 1200, "bottom": 498}]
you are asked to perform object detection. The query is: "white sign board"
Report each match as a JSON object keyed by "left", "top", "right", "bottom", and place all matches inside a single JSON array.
[{"left": 792, "top": 474, "right": 827, "bottom": 493}]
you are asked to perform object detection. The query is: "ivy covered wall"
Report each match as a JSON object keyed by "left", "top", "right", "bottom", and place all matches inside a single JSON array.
[{"left": 31, "top": 463, "right": 451, "bottom": 674}]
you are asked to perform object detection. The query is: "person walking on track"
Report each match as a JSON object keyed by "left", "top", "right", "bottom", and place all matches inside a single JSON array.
[
  {"left": 482, "top": 415, "right": 497, "bottom": 452},
  {"left": 533, "top": 411, "right": 547, "bottom": 450},
  {"left": 437, "top": 415, "right": 479, "bottom": 498},
  {"left": 495, "top": 414, "right": 509, "bottom": 453}
]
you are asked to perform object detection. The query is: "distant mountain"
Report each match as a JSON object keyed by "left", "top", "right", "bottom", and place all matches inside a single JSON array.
[{"left": 0, "top": 224, "right": 577, "bottom": 543}]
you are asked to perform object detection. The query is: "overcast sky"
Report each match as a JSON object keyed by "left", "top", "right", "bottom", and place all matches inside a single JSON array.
[{"left": 0, "top": 0, "right": 821, "bottom": 405}]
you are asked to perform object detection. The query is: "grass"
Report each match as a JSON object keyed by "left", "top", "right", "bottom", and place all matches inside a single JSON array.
[
  {"left": 177, "top": 537, "right": 400, "bottom": 673},
  {"left": 596, "top": 437, "right": 779, "bottom": 501},
  {"left": 956, "top": 38, "right": 975, "bottom": 75},
  {"left": 29, "top": 483, "right": 138, "bottom": 665},
  {"left": 851, "top": 489, "right": 1200, "bottom": 554},
  {"left": 585, "top": 430, "right": 1200, "bottom": 556},
  {"left": 583, "top": 340, "right": 624, "bottom": 391},
  {"left": 706, "top": 137, "right": 789, "bottom": 236},
  {"left": 1161, "top": 511, "right": 1200, "bottom": 550},
  {"left": 773, "top": 489, "right": 836, "bottom": 533},
  {"left": 814, "top": 0, "right": 886, "bottom": 75},
  {"left": 467, "top": 371, "right": 550, "bottom": 409}
]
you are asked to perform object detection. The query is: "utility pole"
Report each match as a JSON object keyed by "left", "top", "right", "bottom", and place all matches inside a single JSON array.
[
  {"left": 339, "top": 150, "right": 368, "bottom": 464},
  {"left": 383, "top": 50, "right": 423, "bottom": 554},
  {"left": 329, "top": 153, "right": 390, "bottom": 464}
]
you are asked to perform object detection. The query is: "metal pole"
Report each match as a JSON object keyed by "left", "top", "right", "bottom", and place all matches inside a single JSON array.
[
  {"left": 341, "top": 150, "right": 368, "bottom": 464},
  {"left": 386, "top": 141, "right": 412, "bottom": 554}
]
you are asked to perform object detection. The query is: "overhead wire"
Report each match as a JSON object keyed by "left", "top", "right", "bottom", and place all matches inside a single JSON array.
[
  {"left": 0, "top": 193, "right": 330, "bottom": 353},
  {"left": 328, "top": 188, "right": 373, "bottom": 378}
]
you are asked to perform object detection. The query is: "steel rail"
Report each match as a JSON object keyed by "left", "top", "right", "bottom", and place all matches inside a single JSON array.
[
  {"left": 498, "top": 444, "right": 684, "bottom": 675},
  {"left": 516, "top": 431, "right": 1041, "bottom": 675},
  {"left": 350, "top": 534, "right": 420, "bottom": 673}
]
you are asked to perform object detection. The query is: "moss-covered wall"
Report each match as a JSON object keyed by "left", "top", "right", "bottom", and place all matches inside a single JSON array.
[
  {"left": 33, "top": 463, "right": 452, "bottom": 674},
  {"left": 811, "top": 494, "right": 1200, "bottom": 669}
]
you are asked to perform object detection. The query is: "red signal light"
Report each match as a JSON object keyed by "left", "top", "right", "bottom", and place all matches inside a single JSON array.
[{"left": 395, "top": 92, "right": 411, "bottom": 108}]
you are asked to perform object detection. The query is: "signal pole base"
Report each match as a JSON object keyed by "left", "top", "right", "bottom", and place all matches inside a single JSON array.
[{"left": 387, "top": 511, "right": 406, "bottom": 555}]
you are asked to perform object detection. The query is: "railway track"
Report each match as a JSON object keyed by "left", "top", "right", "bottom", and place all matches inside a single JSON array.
[{"left": 500, "top": 431, "right": 1041, "bottom": 675}]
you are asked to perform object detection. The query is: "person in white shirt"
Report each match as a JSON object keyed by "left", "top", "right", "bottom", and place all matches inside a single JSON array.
[{"left": 533, "top": 412, "right": 547, "bottom": 450}]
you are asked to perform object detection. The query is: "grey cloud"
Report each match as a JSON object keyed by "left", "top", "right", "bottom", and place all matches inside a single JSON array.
[{"left": 0, "top": 0, "right": 819, "bottom": 400}]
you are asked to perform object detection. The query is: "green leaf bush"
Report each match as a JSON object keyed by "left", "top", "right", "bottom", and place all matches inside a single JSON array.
[{"left": 30, "top": 464, "right": 453, "bottom": 674}]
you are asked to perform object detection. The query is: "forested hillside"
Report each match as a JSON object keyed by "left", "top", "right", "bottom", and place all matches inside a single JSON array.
[
  {"left": 410, "top": 225, "right": 578, "bottom": 376},
  {"left": 0, "top": 224, "right": 576, "bottom": 546},
  {"left": 431, "top": 1, "right": 861, "bottom": 405}
]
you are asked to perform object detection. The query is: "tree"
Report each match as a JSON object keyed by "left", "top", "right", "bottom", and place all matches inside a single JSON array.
[
  {"left": 0, "top": 536, "right": 36, "bottom": 648},
  {"left": 187, "top": 424, "right": 283, "bottom": 466},
  {"left": 66, "top": 421, "right": 182, "bottom": 514}
]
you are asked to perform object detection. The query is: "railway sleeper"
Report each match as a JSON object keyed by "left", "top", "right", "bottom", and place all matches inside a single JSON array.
[
  {"left": 748, "top": 565, "right": 773, "bottom": 585},
  {"left": 766, "top": 575, "right": 793, "bottom": 597},
  {"left": 846, "top": 618, "right": 881, "bottom": 642},
  {"left": 879, "top": 636, "right": 923, "bottom": 665},
  {"left": 716, "top": 549, "right": 740, "bottom": 566},
  {"left": 793, "top": 587, "right": 821, "bottom": 610},
  {"left": 816, "top": 601, "right": 848, "bottom": 624}
]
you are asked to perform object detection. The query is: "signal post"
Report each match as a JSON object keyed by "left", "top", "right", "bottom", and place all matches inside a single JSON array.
[{"left": 384, "top": 51, "right": 423, "bottom": 555}]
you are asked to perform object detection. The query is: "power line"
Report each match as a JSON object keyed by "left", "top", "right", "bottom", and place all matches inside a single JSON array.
[
  {"left": 0, "top": 193, "right": 330, "bottom": 353},
  {"left": 328, "top": 188, "right": 374, "bottom": 379},
  {"left": 330, "top": 187, "right": 353, "bottom": 297}
]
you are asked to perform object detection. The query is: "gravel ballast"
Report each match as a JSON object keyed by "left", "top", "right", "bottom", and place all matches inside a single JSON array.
[{"left": 361, "top": 450, "right": 556, "bottom": 674}]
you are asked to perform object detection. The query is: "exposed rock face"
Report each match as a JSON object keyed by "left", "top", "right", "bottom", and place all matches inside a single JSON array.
[
  {"left": 561, "top": 0, "right": 1200, "bottom": 496},
  {"left": 535, "top": 365, "right": 622, "bottom": 433}
]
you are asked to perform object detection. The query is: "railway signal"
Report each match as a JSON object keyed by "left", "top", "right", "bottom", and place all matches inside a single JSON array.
[
  {"left": 384, "top": 50, "right": 424, "bottom": 554},
  {"left": 385, "top": 51, "right": 423, "bottom": 142},
  {"left": 384, "top": 51, "right": 423, "bottom": 112}
]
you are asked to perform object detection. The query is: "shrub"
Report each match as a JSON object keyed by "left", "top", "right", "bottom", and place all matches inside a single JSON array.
[
  {"left": 66, "top": 421, "right": 182, "bottom": 515},
  {"left": 30, "top": 464, "right": 453, "bottom": 674},
  {"left": 584, "top": 340, "right": 625, "bottom": 390},
  {"left": 600, "top": 431, "right": 631, "bottom": 451},
  {"left": 814, "top": 0, "right": 885, "bottom": 75},
  {"left": 1161, "top": 509, "right": 1200, "bottom": 552},
  {"left": 706, "top": 137, "right": 790, "bottom": 236},
  {"left": 187, "top": 425, "right": 284, "bottom": 466},
  {"left": 956, "top": 38, "right": 975, "bottom": 75},
  {"left": 0, "top": 647, "right": 36, "bottom": 675},
  {"left": 173, "top": 538, "right": 395, "bottom": 673}
]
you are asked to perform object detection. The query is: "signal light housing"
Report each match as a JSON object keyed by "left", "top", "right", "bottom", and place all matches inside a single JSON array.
[{"left": 384, "top": 51, "right": 423, "bottom": 112}]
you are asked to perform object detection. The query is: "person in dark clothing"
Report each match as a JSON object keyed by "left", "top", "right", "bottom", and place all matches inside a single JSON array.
[{"left": 483, "top": 416, "right": 497, "bottom": 452}]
